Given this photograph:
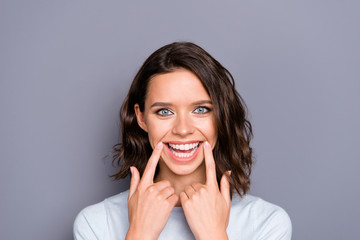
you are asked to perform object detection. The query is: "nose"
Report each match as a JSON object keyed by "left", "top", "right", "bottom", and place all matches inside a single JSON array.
[{"left": 172, "top": 113, "right": 194, "bottom": 136}]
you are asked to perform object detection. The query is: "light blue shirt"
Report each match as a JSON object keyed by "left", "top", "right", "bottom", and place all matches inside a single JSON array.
[{"left": 74, "top": 190, "right": 292, "bottom": 239}]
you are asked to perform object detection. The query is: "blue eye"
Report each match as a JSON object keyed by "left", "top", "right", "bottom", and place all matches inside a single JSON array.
[
  {"left": 157, "top": 108, "right": 173, "bottom": 116},
  {"left": 193, "top": 106, "right": 210, "bottom": 114}
]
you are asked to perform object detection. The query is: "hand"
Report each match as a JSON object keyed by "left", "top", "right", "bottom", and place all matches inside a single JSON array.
[
  {"left": 126, "top": 142, "right": 179, "bottom": 240},
  {"left": 180, "top": 141, "right": 231, "bottom": 240}
]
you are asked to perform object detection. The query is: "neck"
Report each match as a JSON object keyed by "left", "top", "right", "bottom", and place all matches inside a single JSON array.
[{"left": 154, "top": 161, "right": 206, "bottom": 206}]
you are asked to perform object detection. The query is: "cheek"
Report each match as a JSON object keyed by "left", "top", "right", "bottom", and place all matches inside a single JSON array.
[
  {"left": 195, "top": 119, "right": 217, "bottom": 140},
  {"left": 146, "top": 121, "right": 171, "bottom": 144}
]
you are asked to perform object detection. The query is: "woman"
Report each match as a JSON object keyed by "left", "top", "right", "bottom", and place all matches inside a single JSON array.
[{"left": 74, "top": 42, "right": 292, "bottom": 240}]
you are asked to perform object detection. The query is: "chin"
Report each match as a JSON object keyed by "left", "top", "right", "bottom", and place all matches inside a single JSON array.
[
  {"left": 160, "top": 152, "right": 205, "bottom": 177},
  {"left": 169, "top": 164, "right": 202, "bottom": 176}
]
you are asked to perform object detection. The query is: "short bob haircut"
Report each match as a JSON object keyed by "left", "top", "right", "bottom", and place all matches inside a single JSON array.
[{"left": 112, "top": 42, "right": 253, "bottom": 197}]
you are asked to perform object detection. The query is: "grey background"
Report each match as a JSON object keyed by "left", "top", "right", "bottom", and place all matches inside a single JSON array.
[{"left": 1, "top": 0, "right": 359, "bottom": 239}]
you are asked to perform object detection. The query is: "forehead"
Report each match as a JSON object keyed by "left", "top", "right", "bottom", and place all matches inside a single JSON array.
[{"left": 146, "top": 69, "right": 211, "bottom": 104}]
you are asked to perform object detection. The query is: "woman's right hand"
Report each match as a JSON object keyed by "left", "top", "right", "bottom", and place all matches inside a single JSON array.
[{"left": 126, "top": 142, "right": 179, "bottom": 240}]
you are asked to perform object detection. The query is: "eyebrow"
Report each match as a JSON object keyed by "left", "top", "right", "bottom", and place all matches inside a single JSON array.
[
  {"left": 150, "top": 100, "right": 213, "bottom": 108},
  {"left": 150, "top": 102, "right": 173, "bottom": 108},
  {"left": 192, "top": 100, "right": 213, "bottom": 106}
]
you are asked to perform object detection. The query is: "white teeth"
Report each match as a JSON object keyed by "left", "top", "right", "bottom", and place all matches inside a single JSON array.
[
  {"left": 168, "top": 142, "right": 200, "bottom": 158},
  {"left": 169, "top": 142, "right": 199, "bottom": 151},
  {"left": 170, "top": 147, "right": 198, "bottom": 158}
]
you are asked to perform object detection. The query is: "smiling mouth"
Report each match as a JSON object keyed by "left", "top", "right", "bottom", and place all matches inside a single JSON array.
[{"left": 166, "top": 142, "right": 201, "bottom": 158}]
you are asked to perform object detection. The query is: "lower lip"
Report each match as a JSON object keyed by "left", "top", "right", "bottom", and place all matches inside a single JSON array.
[{"left": 165, "top": 142, "right": 203, "bottom": 163}]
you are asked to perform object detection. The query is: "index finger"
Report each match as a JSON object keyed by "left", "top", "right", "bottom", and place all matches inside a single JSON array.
[
  {"left": 141, "top": 141, "right": 163, "bottom": 185},
  {"left": 204, "top": 141, "right": 218, "bottom": 187}
]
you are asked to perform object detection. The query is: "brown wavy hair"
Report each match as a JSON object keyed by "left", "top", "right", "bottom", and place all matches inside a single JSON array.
[{"left": 112, "top": 42, "right": 253, "bottom": 197}]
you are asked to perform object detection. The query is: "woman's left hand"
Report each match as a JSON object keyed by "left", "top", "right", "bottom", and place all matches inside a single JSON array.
[{"left": 180, "top": 141, "right": 231, "bottom": 240}]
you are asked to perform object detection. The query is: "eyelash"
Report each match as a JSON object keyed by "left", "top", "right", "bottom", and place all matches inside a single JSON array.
[
  {"left": 193, "top": 106, "right": 211, "bottom": 114},
  {"left": 156, "top": 108, "right": 174, "bottom": 116},
  {"left": 155, "top": 106, "right": 211, "bottom": 116}
]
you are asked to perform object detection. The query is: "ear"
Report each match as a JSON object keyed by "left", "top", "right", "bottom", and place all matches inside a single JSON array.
[{"left": 134, "top": 104, "right": 148, "bottom": 132}]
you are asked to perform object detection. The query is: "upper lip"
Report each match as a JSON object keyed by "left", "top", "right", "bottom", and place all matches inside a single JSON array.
[{"left": 164, "top": 140, "right": 203, "bottom": 144}]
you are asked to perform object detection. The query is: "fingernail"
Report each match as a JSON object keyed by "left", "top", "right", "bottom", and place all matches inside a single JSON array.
[
  {"left": 156, "top": 142, "right": 163, "bottom": 149},
  {"left": 130, "top": 167, "right": 133, "bottom": 175},
  {"left": 227, "top": 170, "right": 232, "bottom": 176},
  {"left": 205, "top": 141, "right": 210, "bottom": 149}
]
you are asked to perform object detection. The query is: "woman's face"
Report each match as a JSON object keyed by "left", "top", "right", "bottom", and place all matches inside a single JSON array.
[{"left": 135, "top": 69, "right": 217, "bottom": 178}]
